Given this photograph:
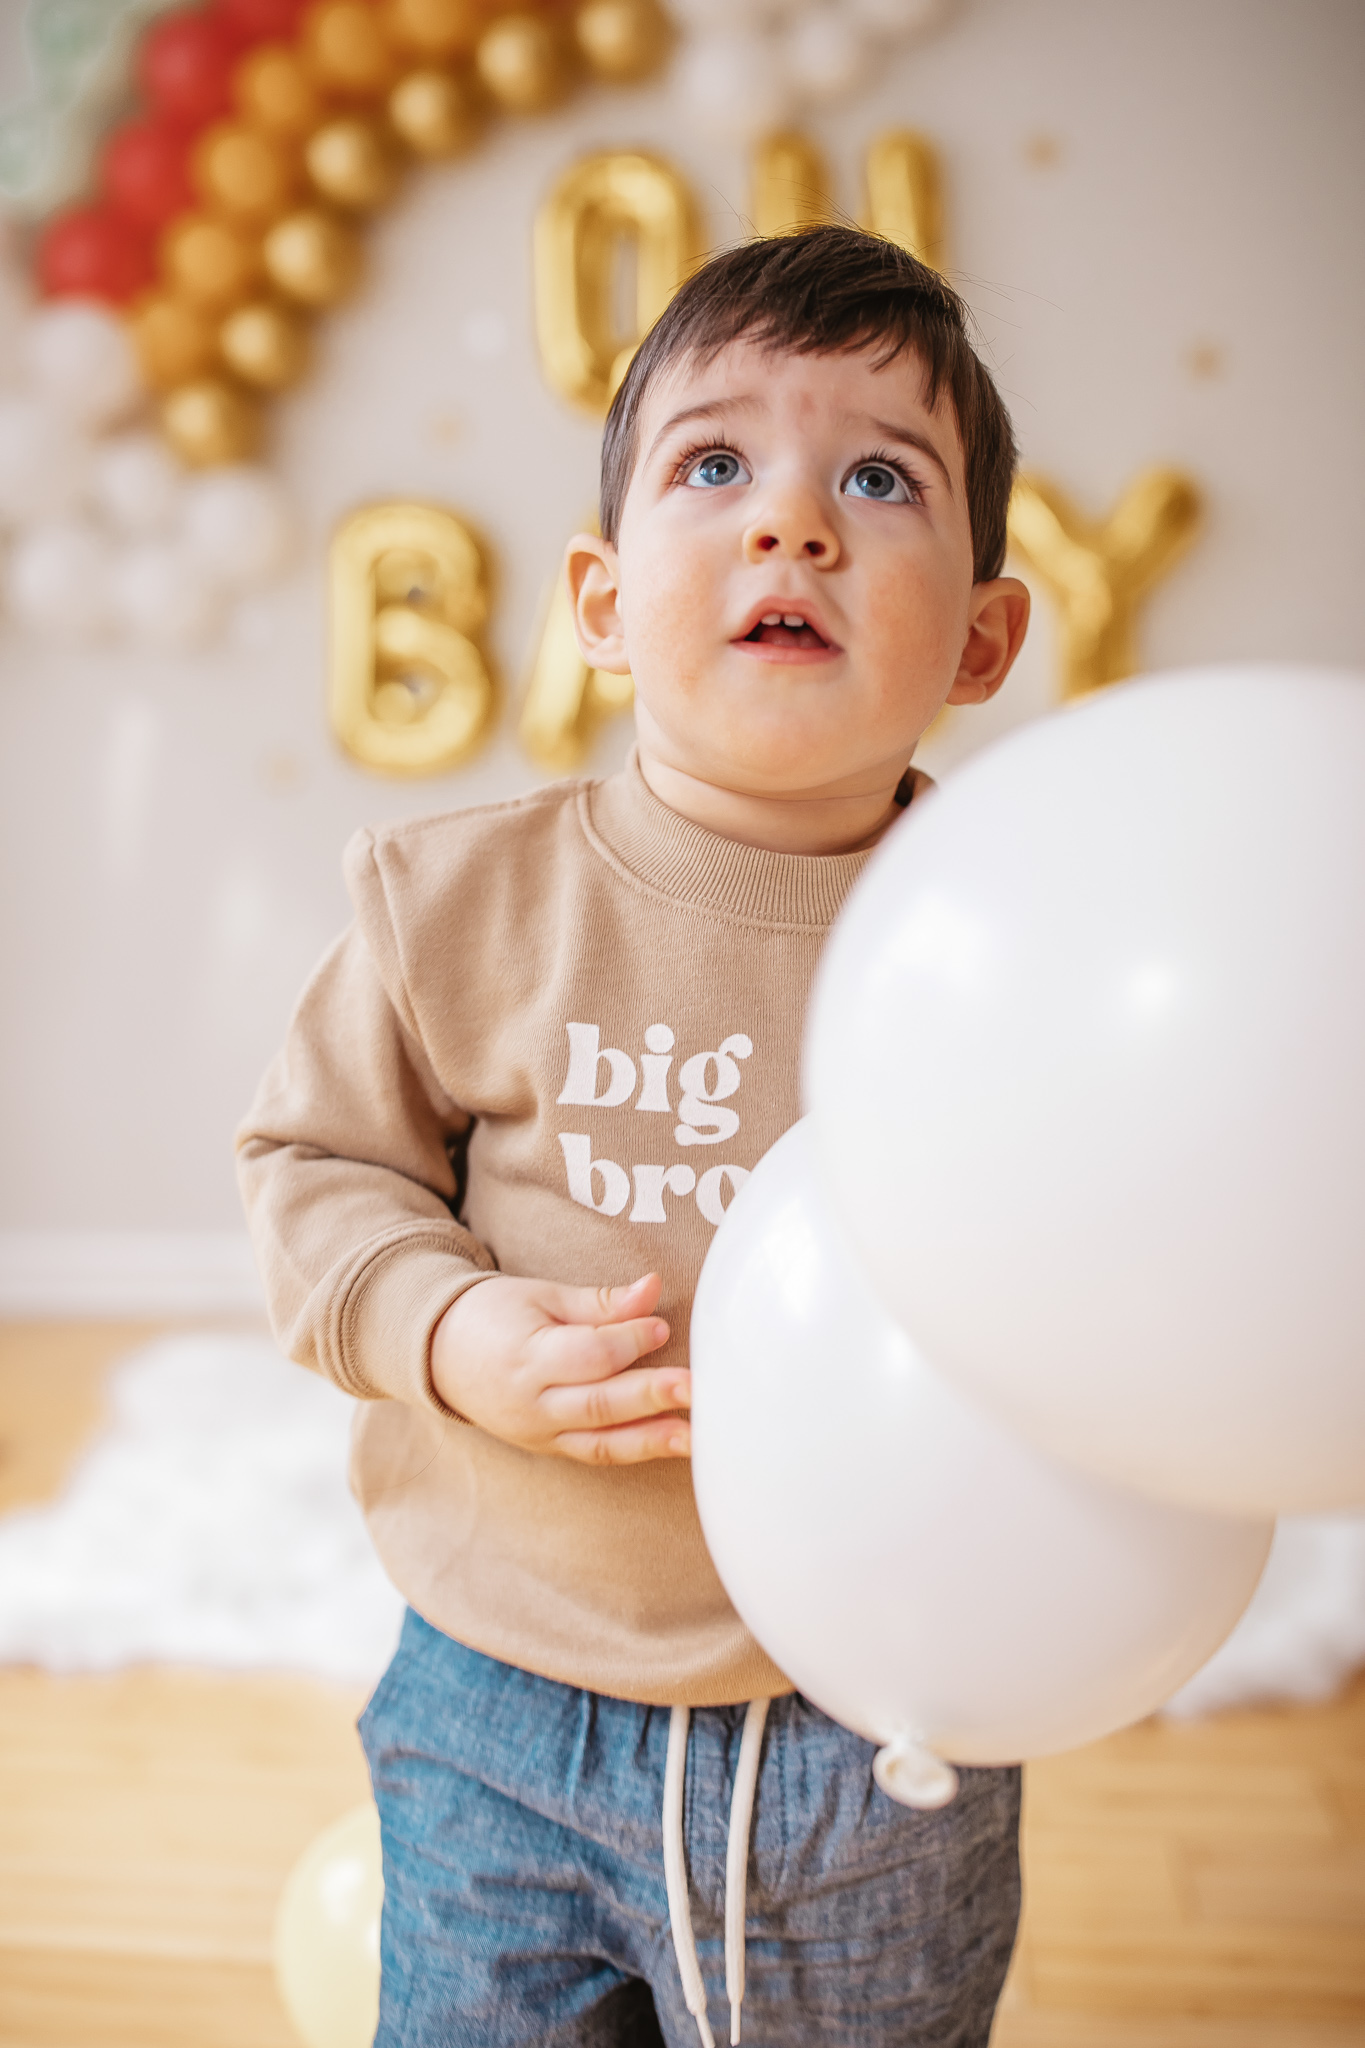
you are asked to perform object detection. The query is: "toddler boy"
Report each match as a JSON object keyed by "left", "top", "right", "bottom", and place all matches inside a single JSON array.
[{"left": 239, "top": 224, "right": 1030, "bottom": 2047}]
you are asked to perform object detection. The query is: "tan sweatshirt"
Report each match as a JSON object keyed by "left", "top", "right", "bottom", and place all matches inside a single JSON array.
[{"left": 238, "top": 752, "right": 927, "bottom": 1707}]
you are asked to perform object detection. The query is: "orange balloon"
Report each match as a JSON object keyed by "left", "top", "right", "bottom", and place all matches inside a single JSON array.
[
  {"left": 573, "top": 0, "right": 670, "bottom": 81},
  {"left": 234, "top": 43, "right": 325, "bottom": 136},
  {"left": 263, "top": 208, "right": 363, "bottom": 305},
  {"left": 302, "top": 0, "right": 400, "bottom": 97},
  {"left": 162, "top": 378, "right": 262, "bottom": 465},
  {"left": 161, "top": 214, "right": 262, "bottom": 308},
  {"left": 383, "top": 0, "right": 481, "bottom": 59},
  {"left": 476, "top": 14, "right": 572, "bottom": 112},
  {"left": 219, "top": 299, "right": 311, "bottom": 387},
  {"left": 195, "top": 121, "right": 300, "bottom": 222},
  {"left": 305, "top": 116, "right": 399, "bottom": 208},
  {"left": 128, "top": 291, "right": 221, "bottom": 389},
  {"left": 388, "top": 67, "right": 484, "bottom": 157}
]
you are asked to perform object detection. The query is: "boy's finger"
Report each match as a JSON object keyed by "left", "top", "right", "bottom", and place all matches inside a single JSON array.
[
  {"left": 553, "top": 1415, "right": 692, "bottom": 1467},
  {"left": 535, "top": 1314, "right": 670, "bottom": 1382},
  {"left": 542, "top": 1273, "right": 662, "bottom": 1327},
  {"left": 542, "top": 1364, "right": 691, "bottom": 1435}
]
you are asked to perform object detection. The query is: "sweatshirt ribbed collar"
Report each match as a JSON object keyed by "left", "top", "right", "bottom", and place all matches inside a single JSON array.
[{"left": 583, "top": 751, "right": 929, "bottom": 931}]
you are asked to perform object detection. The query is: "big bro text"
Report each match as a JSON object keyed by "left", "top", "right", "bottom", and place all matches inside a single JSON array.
[{"left": 555, "top": 1022, "right": 753, "bottom": 1226}]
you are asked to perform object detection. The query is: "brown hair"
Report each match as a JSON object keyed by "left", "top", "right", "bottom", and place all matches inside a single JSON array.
[{"left": 599, "top": 225, "right": 1016, "bottom": 581}]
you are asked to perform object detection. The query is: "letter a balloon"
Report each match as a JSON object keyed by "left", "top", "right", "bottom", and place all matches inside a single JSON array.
[
  {"left": 690, "top": 1120, "right": 1271, "bottom": 1802},
  {"left": 807, "top": 665, "right": 1365, "bottom": 1518}
]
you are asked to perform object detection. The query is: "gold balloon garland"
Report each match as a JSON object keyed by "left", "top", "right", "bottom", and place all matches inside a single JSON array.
[{"left": 119, "top": 0, "right": 674, "bottom": 468}]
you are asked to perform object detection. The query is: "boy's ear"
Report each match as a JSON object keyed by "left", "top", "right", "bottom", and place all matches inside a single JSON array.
[
  {"left": 565, "top": 532, "right": 630, "bottom": 675},
  {"left": 945, "top": 576, "right": 1031, "bottom": 707}
]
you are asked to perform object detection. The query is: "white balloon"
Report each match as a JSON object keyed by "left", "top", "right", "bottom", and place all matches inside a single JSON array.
[
  {"left": 0, "top": 395, "right": 90, "bottom": 527},
  {"left": 90, "top": 433, "right": 185, "bottom": 536},
  {"left": 845, "top": 0, "right": 948, "bottom": 39},
  {"left": 779, "top": 6, "right": 868, "bottom": 100},
  {"left": 109, "top": 540, "right": 223, "bottom": 650},
  {"left": 673, "top": 32, "right": 793, "bottom": 139},
  {"left": 23, "top": 302, "right": 143, "bottom": 431},
  {"left": 807, "top": 665, "right": 1365, "bottom": 1517},
  {"left": 691, "top": 1120, "right": 1272, "bottom": 1799},
  {"left": 181, "top": 466, "right": 297, "bottom": 589},
  {"left": 6, "top": 519, "right": 114, "bottom": 642}
]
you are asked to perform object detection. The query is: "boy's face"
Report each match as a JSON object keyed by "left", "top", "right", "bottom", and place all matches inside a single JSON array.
[{"left": 568, "top": 336, "right": 1028, "bottom": 802}]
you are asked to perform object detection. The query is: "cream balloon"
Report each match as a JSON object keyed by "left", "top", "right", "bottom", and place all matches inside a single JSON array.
[
  {"left": 674, "top": 32, "right": 793, "bottom": 137},
  {"left": 108, "top": 540, "right": 223, "bottom": 651},
  {"left": 6, "top": 520, "right": 113, "bottom": 643},
  {"left": 690, "top": 1120, "right": 1272, "bottom": 1802},
  {"left": 0, "top": 395, "right": 88, "bottom": 527},
  {"left": 806, "top": 665, "right": 1365, "bottom": 1518},
  {"left": 274, "top": 1803, "right": 383, "bottom": 2048},
  {"left": 23, "top": 302, "right": 142, "bottom": 431},
  {"left": 89, "top": 434, "right": 185, "bottom": 536},
  {"left": 779, "top": 7, "right": 868, "bottom": 100},
  {"left": 181, "top": 467, "right": 297, "bottom": 587}
]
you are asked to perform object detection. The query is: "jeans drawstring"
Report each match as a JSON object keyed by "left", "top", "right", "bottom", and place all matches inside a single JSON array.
[{"left": 663, "top": 1698, "right": 771, "bottom": 2048}]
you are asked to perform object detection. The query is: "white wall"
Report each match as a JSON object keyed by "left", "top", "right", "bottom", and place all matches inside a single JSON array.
[{"left": 1, "top": 0, "right": 1362, "bottom": 1294}]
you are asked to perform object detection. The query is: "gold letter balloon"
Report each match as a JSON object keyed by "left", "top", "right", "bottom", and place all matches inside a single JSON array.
[
  {"left": 520, "top": 538, "right": 635, "bottom": 771},
  {"left": 747, "top": 129, "right": 944, "bottom": 270},
  {"left": 1007, "top": 469, "right": 1202, "bottom": 699},
  {"left": 534, "top": 149, "right": 700, "bottom": 415},
  {"left": 330, "top": 502, "right": 495, "bottom": 774}
]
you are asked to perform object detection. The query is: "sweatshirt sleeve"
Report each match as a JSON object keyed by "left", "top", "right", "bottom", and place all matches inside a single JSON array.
[{"left": 235, "top": 860, "right": 500, "bottom": 1413}]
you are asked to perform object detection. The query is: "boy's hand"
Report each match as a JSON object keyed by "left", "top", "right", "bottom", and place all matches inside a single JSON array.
[{"left": 430, "top": 1272, "right": 688, "bottom": 1464}]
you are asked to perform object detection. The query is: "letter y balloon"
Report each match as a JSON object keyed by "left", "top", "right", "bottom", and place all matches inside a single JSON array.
[{"left": 689, "top": 1122, "right": 1271, "bottom": 1806}]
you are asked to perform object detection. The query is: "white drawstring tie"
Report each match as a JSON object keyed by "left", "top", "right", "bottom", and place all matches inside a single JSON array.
[{"left": 663, "top": 1698, "right": 771, "bottom": 2048}]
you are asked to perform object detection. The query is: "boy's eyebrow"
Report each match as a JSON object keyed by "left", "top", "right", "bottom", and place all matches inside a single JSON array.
[
  {"left": 865, "top": 417, "right": 956, "bottom": 497},
  {"left": 644, "top": 396, "right": 755, "bottom": 467}
]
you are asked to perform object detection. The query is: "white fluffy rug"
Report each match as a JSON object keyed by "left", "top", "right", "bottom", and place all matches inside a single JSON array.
[
  {"left": 0, "top": 1334, "right": 403, "bottom": 1682},
  {"left": 1, "top": 1333, "right": 1362, "bottom": 1714}
]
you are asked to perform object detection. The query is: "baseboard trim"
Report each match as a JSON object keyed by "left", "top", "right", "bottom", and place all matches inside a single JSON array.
[{"left": 0, "top": 1232, "right": 265, "bottom": 1317}]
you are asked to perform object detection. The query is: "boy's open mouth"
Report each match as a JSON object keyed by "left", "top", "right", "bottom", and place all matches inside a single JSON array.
[{"left": 742, "top": 611, "right": 831, "bottom": 651}]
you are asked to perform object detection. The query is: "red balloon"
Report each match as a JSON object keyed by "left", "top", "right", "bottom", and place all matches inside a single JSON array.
[
  {"left": 139, "top": 9, "right": 238, "bottom": 128},
  {"left": 215, "top": 0, "right": 309, "bottom": 39},
  {"left": 37, "top": 207, "right": 157, "bottom": 305},
  {"left": 101, "top": 120, "right": 196, "bottom": 231}
]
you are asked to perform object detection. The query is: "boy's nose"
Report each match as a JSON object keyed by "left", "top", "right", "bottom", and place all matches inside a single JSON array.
[{"left": 742, "top": 489, "right": 840, "bottom": 567}]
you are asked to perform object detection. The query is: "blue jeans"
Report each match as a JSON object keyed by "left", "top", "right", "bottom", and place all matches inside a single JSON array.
[{"left": 359, "top": 1610, "right": 1021, "bottom": 2047}]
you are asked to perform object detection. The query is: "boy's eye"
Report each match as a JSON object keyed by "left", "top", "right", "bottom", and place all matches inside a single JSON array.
[
  {"left": 685, "top": 450, "right": 750, "bottom": 489},
  {"left": 843, "top": 462, "right": 911, "bottom": 504}
]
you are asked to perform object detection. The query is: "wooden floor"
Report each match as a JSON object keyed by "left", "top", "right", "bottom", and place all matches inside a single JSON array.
[{"left": 1, "top": 1325, "right": 1362, "bottom": 2048}]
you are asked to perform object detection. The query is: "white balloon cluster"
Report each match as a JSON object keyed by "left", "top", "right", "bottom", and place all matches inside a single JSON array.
[
  {"left": 0, "top": 287, "right": 298, "bottom": 653},
  {"left": 693, "top": 666, "right": 1365, "bottom": 1805},
  {"left": 670, "top": 0, "right": 951, "bottom": 137}
]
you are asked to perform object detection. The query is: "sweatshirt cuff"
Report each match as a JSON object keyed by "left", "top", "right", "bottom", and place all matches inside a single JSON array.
[{"left": 337, "top": 1233, "right": 500, "bottom": 1415}]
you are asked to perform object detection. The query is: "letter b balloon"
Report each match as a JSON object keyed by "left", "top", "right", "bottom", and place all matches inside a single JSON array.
[{"left": 807, "top": 666, "right": 1365, "bottom": 1518}]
